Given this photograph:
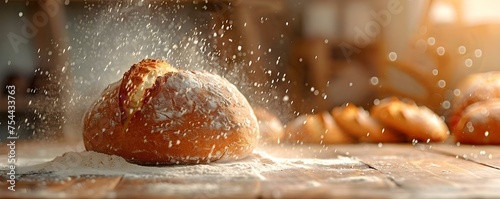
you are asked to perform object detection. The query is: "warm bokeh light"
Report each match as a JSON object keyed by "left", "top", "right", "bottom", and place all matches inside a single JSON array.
[{"left": 463, "top": 0, "right": 500, "bottom": 25}]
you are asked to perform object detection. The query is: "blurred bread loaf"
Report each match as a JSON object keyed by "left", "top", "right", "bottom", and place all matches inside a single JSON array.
[
  {"left": 253, "top": 106, "right": 285, "bottom": 145},
  {"left": 284, "top": 111, "right": 356, "bottom": 144},
  {"left": 448, "top": 72, "right": 500, "bottom": 130},
  {"left": 453, "top": 99, "right": 500, "bottom": 144},
  {"left": 371, "top": 97, "right": 449, "bottom": 142},
  {"left": 332, "top": 103, "right": 406, "bottom": 143}
]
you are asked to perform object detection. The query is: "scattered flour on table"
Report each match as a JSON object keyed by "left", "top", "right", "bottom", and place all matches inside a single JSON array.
[
  {"left": 9, "top": 149, "right": 362, "bottom": 179},
  {"left": 0, "top": 149, "right": 365, "bottom": 197}
]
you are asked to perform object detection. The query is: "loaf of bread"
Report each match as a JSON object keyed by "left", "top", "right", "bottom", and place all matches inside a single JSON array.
[
  {"left": 284, "top": 111, "right": 356, "bottom": 144},
  {"left": 449, "top": 72, "right": 500, "bottom": 130},
  {"left": 371, "top": 97, "right": 449, "bottom": 142},
  {"left": 332, "top": 103, "right": 406, "bottom": 143},
  {"left": 83, "top": 59, "right": 259, "bottom": 165},
  {"left": 253, "top": 106, "right": 285, "bottom": 145},
  {"left": 453, "top": 99, "right": 500, "bottom": 144}
]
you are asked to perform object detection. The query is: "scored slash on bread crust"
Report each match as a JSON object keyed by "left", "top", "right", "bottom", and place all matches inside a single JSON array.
[{"left": 119, "top": 59, "right": 178, "bottom": 126}]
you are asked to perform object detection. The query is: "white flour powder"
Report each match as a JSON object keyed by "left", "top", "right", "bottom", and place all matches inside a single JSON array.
[
  {"left": 6, "top": 149, "right": 363, "bottom": 179},
  {"left": 0, "top": 147, "right": 367, "bottom": 198}
]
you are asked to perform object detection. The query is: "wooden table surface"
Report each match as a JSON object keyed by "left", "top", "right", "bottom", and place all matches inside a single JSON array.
[{"left": 1, "top": 141, "right": 500, "bottom": 199}]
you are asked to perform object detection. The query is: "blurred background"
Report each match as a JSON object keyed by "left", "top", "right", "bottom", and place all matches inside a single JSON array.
[{"left": 1, "top": 0, "right": 500, "bottom": 142}]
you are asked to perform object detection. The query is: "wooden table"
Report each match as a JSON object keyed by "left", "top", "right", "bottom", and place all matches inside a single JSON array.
[{"left": 1, "top": 142, "right": 500, "bottom": 198}]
